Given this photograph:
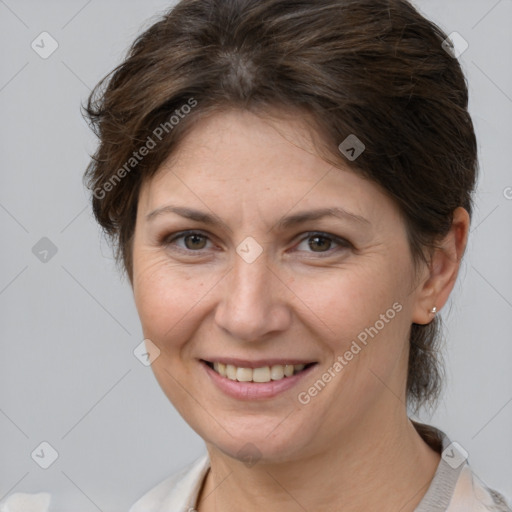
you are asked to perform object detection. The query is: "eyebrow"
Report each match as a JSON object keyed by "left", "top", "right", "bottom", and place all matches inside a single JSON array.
[{"left": 145, "top": 205, "right": 370, "bottom": 230}]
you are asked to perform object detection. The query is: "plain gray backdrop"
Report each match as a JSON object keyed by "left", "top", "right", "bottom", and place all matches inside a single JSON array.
[{"left": 1, "top": 0, "right": 511, "bottom": 510}]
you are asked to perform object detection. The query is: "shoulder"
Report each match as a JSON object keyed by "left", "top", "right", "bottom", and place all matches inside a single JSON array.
[
  {"left": 448, "top": 464, "right": 511, "bottom": 512},
  {"left": 0, "top": 455, "right": 210, "bottom": 512},
  {"left": 0, "top": 492, "right": 51, "bottom": 512},
  {"left": 129, "top": 454, "right": 210, "bottom": 512},
  {"left": 412, "top": 421, "right": 511, "bottom": 512}
]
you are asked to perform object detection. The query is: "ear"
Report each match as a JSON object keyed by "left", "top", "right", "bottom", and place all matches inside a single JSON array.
[{"left": 412, "top": 207, "right": 470, "bottom": 325}]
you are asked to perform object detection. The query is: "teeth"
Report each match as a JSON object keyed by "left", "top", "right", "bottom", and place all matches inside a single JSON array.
[
  {"left": 211, "top": 362, "right": 309, "bottom": 382},
  {"left": 213, "top": 362, "right": 227, "bottom": 377},
  {"left": 226, "top": 364, "right": 237, "bottom": 380},
  {"left": 252, "top": 366, "right": 271, "bottom": 382},
  {"left": 270, "top": 365, "right": 284, "bottom": 380},
  {"left": 236, "top": 367, "right": 253, "bottom": 382}
]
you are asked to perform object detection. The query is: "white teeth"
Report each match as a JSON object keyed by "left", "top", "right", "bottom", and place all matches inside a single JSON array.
[
  {"left": 284, "top": 364, "right": 294, "bottom": 377},
  {"left": 213, "top": 362, "right": 227, "bottom": 377},
  {"left": 226, "top": 364, "right": 237, "bottom": 380},
  {"left": 270, "top": 365, "right": 284, "bottom": 380},
  {"left": 236, "top": 367, "right": 253, "bottom": 382},
  {"left": 252, "top": 366, "right": 271, "bottom": 383},
  {"left": 211, "top": 362, "right": 310, "bottom": 382}
]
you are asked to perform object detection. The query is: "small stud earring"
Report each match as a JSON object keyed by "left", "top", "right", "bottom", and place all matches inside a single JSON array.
[{"left": 430, "top": 306, "right": 437, "bottom": 315}]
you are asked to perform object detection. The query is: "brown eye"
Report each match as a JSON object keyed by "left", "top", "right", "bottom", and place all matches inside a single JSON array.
[
  {"left": 183, "top": 233, "right": 207, "bottom": 250},
  {"left": 294, "top": 232, "right": 352, "bottom": 256},
  {"left": 308, "top": 235, "right": 332, "bottom": 252},
  {"left": 162, "top": 231, "right": 213, "bottom": 254}
]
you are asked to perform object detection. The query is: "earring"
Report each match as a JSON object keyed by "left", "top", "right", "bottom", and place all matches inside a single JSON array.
[{"left": 430, "top": 306, "right": 437, "bottom": 315}]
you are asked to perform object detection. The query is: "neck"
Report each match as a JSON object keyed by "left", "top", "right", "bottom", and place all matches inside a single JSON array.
[{"left": 196, "top": 409, "right": 440, "bottom": 512}]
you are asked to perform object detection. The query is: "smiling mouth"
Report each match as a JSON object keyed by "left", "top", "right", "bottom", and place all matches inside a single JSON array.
[{"left": 202, "top": 360, "right": 317, "bottom": 383}]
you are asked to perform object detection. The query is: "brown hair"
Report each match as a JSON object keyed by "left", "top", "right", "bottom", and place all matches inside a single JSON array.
[{"left": 83, "top": 0, "right": 478, "bottom": 411}]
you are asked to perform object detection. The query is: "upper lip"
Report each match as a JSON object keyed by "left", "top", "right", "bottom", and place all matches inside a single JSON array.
[{"left": 201, "top": 358, "right": 317, "bottom": 368}]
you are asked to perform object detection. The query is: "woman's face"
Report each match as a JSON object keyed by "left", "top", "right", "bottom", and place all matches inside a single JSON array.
[{"left": 132, "top": 109, "right": 423, "bottom": 463}]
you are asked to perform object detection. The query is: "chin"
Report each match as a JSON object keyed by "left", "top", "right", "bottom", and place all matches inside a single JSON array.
[{"left": 200, "top": 420, "right": 315, "bottom": 465}]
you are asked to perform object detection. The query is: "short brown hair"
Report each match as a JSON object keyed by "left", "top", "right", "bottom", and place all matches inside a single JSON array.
[{"left": 83, "top": 0, "right": 478, "bottom": 411}]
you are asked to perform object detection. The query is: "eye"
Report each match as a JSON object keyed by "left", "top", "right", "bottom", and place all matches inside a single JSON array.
[
  {"left": 163, "top": 230, "right": 213, "bottom": 253},
  {"left": 293, "top": 232, "right": 351, "bottom": 256}
]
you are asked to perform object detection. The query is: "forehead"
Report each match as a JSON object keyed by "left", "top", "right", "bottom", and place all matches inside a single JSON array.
[
  {"left": 137, "top": 108, "right": 399, "bottom": 228},
  {"left": 162, "top": 108, "right": 328, "bottom": 180}
]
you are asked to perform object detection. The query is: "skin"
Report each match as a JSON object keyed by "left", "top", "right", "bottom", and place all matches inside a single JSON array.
[{"left": 131, "top": 108, "right": 469, "bottom": 511}]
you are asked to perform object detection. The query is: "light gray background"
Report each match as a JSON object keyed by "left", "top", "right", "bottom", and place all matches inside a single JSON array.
[{"left": 0, "top": 0, "right": 511, "bottom": 510}]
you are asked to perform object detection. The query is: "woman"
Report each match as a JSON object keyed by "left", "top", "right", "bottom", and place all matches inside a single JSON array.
[{"left": 81, "top": 0, "right": 510, "bottom": 510}]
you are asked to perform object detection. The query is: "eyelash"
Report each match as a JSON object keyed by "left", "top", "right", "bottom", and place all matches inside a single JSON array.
[{"left": 161, "top": 230, "right": 352, "bottom": 257}]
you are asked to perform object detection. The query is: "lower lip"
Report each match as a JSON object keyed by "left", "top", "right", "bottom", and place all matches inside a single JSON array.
[{"left": 201, "top": 361, "right": 316, "bottom": 400}]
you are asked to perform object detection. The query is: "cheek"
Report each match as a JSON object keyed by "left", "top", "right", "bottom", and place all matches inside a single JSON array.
[
  {"left": 291, "top": 260, "right": 408, "bottom": 341},
  {"left": 292, "top": 269, "right": 411, "bottom": 416},
  {"left": 132, "top": 250, "right": 217, "bottom": 345},
  {"left": 291, "top": 256, "right": 412, "bottom": 393}
]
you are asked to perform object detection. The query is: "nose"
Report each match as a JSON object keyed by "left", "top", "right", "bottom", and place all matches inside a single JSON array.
[{"left": 214, "top": 251, "right": 292, "bottom": 342}]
